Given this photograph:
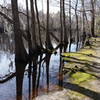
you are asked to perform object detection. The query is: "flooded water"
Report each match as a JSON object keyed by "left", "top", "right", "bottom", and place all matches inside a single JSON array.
[{"left": 0, "top": 43, "right": 77, "bottom": 100}]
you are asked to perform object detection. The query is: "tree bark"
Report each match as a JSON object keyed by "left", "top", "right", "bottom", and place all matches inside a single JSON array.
[
  {"left": 75, "top": 0, "right": 79, "bottom": 51},
  {"left": 63, "top": 0, "right": 68, "bottom": 52},
  {"left": 11, "top": 1, "right": 28, "bottom": 100},
  {"left": 69, "top": 0, "right": 72, "bottom": 52},
  {"left": 30, "top": 0, "right": 37, "bottom": 48},
  {"left": 35, "top": 0, "right": 42, "bottom": 48},
  {"left": 11, "top": 0, "right": 28, "bottom": 62},
  {"left": 91, "top": 0, "right": 95, "bottom": 37},
  {"left": 81, "top": 0, "right": 86, "bottom": 46}
]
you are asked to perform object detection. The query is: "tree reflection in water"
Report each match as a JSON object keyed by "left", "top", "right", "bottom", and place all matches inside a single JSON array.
[{"left": 0, "top": 43, "right": 78, "bottom": 100}]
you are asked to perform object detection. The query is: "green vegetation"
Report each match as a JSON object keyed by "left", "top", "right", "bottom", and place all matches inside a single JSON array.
[
  {"left": 62, "top": 38, "right": 100, "bottom": 100},
  {"left": 62, "top": 38, "right": 97, "bottom": 74},
  {"left": 70, "top": 72, "right": 94, "bottom": 84}
]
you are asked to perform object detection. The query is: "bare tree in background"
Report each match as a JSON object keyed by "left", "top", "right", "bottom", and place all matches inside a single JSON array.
[
  {"left": 91, "top": 0, "right": 96, "bottom": 37},
  {"left": 75, "top": 0, "right": 79, "bottom": 50},
  {"left": 69, "top": 0, "right": 72, "bottom": 52},
  {"left": 81, "top": 0, "right": 86, "bottom": 46},
  {"left": 63, "top": 0, "right": 68, "bottom": 52},
  {"left": 46, "top": 0, "right": 53, "bottom": 90}
]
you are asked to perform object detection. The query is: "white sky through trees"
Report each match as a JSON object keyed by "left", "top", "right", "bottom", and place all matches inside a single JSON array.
[{"left": 0, "top": 0, "right": 60, "bottom": 13}]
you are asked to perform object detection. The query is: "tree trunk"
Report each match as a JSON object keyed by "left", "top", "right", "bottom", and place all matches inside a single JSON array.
[
  {"left": 63, "top": 0, "right": 68, "bottom": 52},
  {"left": 11, "top": 1, "right": 28, "bottom": 100},
  {"left": 46, "top": 0, "right": 53, "bottom": 90},
  {"left": 75, "top": 0, "right": 79, "bottom": 51},
  {"left": 91, "top": 0, "right": 95, "bottom": 37},
  {"left": 69, "top": 0, "right": 72, "bottom": 52},
  {"left": 11, "top": 0, "right": 28, "bottom": 62},
  {"left": 59, "top": 0, "right": 63, "bottom": 88},
  {"left": 30, "top": 0, "right": 37, "bottom": 48},
  {"left": 30, "top": 0, "right": 38, "bottom": 97},
  {"left": 81, "top": 0, "right": 86, "bottom": 46},
  {"left": 26, "top": 0, "right": 32, "bottom": 99},
  {"left": 35, "top": 0, "right": 43, "bottom": 48}
]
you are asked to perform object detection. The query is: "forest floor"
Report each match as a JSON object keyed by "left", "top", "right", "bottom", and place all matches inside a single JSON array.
[{"left": 36, "top": 37, "right": 100, "bottom": 100}]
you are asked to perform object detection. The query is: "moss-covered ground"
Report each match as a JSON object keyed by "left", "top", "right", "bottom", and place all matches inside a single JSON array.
[
  {"left": 36, "top": 37, "right": 100, "bottom": 100},
  {"left": 62, "top": 37, "right": 100, "bottom": 100}
]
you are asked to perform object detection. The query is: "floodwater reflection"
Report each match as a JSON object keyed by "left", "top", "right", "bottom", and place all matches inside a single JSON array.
[
  {"left": 0, "top": 43, "right": 77, "bottom": 100},
  {"left": 0, "top": 50, "right": 60, "bottom": 100}
]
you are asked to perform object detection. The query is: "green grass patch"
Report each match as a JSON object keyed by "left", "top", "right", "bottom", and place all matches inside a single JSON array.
[
  {"left": 62, "top": 52, "right": 81, "bottom": 57},
  {"left": 79, "top": 49, "right": 94, "bottom": 55},
  {"left": 70, "top": 72, "right": 94, "bottom": 84},
  {"left": 62, "top": 48, "right": 95, "bottom": 63}
]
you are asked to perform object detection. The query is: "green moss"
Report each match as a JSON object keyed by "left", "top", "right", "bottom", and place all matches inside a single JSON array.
[
  {"left": 78, "top": 56, "right": 88, "bottom": 61},
  {"left": 70, "top": 72, "right": 94, "bottom": 84},
  {"left": 63, "top": 37, "right": 100, "bottom": 99},
  {"left": 62, "top": 48, "right": 94, "bottom": 61},
  {"left": 79, "top": 49, "right": 94, "bottom": 55},
  {"left": 62, "top": 52, "right": 81, "bottom": 57}
]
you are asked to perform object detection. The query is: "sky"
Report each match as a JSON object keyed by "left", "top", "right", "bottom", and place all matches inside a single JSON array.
[{"left": 0, "top": 0, "right": 60, "bottom": 13}]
